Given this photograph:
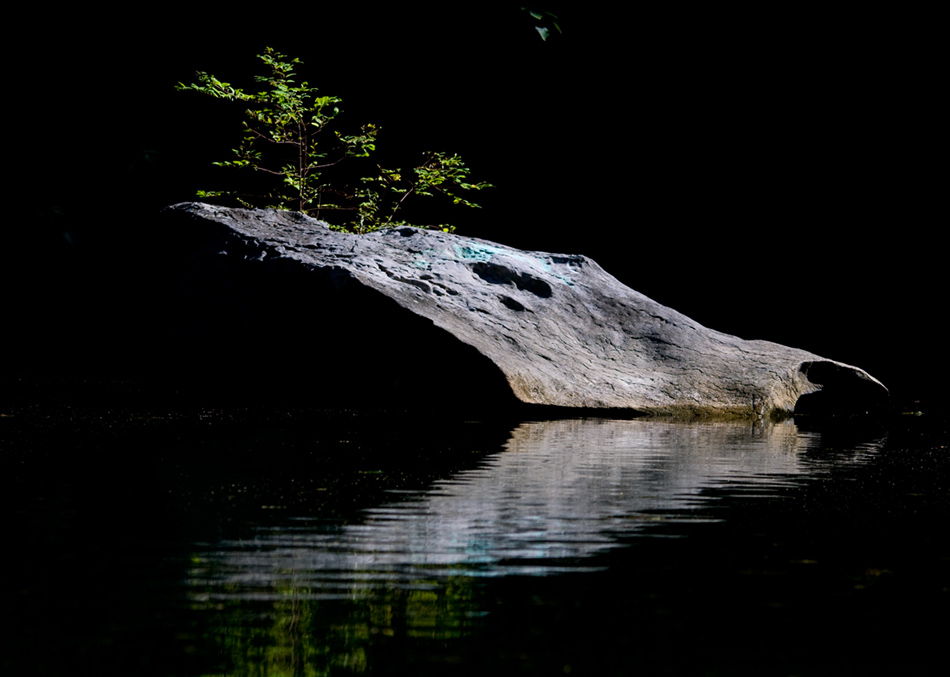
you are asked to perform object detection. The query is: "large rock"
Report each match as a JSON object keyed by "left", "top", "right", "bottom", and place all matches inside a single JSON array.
[{"left": 156, "top": 203, "right": 887, "bottom": 416}]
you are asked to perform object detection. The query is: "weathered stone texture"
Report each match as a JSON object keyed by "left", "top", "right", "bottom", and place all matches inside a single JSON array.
[{"left": 160, "top": 203, "right": 887, "bottom": 416}]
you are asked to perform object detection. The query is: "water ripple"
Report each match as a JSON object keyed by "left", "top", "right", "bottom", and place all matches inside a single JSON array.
[{"left": 189, "top": 419, "right": 885, "bottom": 595}]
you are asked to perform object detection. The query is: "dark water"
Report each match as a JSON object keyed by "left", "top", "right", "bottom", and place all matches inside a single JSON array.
[{"left": 3, "top": 402, "right": 948, "bottom": 676}]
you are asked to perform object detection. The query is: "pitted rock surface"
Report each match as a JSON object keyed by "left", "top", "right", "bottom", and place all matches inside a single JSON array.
[{"left": 161, "top": 203, "right": 887, "bottom": 416}]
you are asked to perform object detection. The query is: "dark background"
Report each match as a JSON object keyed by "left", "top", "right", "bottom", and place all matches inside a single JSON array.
[{"left": 8, "top": 5, "right": 944, "bottom": 408}]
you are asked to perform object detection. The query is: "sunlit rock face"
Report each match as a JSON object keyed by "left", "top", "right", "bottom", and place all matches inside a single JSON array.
[{"left": 158, "top": 203, "right": 887, "bottom": 416}]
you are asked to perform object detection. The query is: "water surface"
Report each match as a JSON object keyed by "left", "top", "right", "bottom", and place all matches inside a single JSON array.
[
  {"left": 4, "top": 407, "right": 946, "bottom": 676},
  {"left": 191, "top": 419, "right": 870, "bottom": 587}
]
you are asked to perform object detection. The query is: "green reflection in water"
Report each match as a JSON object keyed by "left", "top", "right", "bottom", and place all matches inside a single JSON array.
[
  {"left": 194, "top": 574, "right": 482, "bottom": 675},
  {"left": 183, "top": 417, "right": 887, "bottom": 675}
]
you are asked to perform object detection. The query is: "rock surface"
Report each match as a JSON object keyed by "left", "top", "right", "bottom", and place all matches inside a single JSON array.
[{"left": 158, "top": 203, "right": 887, "bottom": 416}]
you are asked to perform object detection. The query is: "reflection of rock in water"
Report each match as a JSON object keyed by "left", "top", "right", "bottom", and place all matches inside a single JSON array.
[{"left": 194, "top": 420, "right": 884, "bottom": 591}]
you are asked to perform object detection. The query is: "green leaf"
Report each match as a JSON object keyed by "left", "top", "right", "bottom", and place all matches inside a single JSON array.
[{"left": 178, "top": 46, "right": 491, "bottom": 230}]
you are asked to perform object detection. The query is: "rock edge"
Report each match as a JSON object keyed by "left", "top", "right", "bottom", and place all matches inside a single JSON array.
[{"left": 160, "top": 203, "right": 888, "bottom": 417}]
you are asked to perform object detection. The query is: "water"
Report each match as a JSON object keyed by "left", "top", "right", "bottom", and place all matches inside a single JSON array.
[
  {"left": 193, "top": 420, "right": 855, "bottom": 585},
  {"left": 2, "top": 405, "right": 947, "bottom": 676}
]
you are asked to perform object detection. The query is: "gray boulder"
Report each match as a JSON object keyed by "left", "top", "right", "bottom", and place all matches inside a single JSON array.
[{"left": 158, "top": 203, "right": 887, "bottom": 416}]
